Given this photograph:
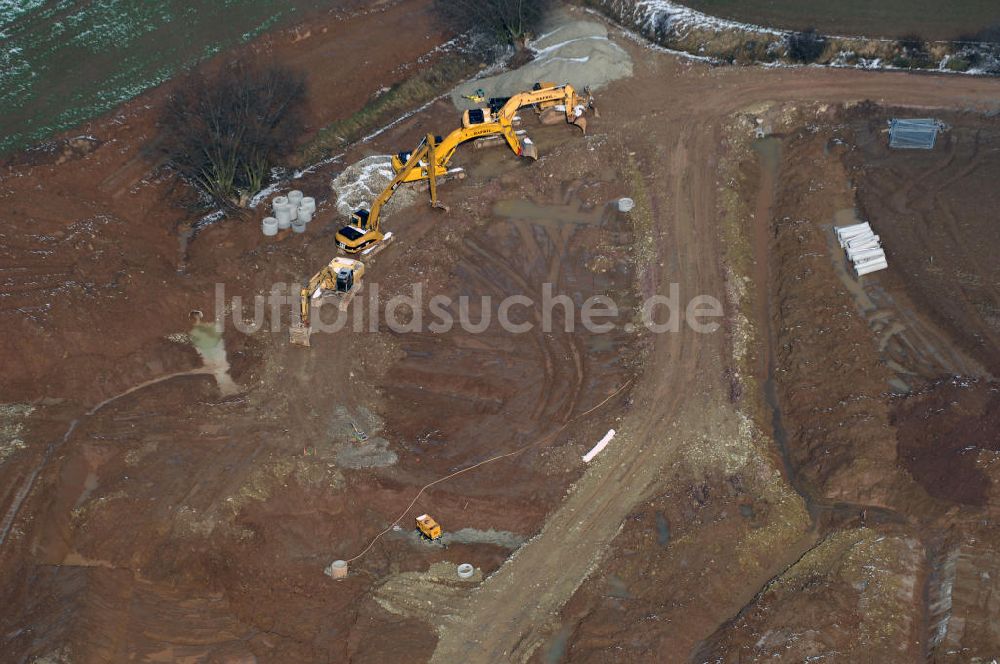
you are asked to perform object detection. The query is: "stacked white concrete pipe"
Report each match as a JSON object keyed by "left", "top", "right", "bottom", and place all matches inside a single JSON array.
[
  {"left": 835, "top": 222, "right": 888, "bottom": 276},
  {"left": 263, "top": 190, "right": 317, "bottom": 236}
]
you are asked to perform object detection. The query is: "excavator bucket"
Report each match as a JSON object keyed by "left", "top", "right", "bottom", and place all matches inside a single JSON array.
[
  {"left": 521, "top": 139, "right": 539, "bottom": 161},
  {"left": 572, "top": 116, "right": 588, "bottom": 134},
  {"left": 289, "top": 323, "right": 312, "bottom": 347}
]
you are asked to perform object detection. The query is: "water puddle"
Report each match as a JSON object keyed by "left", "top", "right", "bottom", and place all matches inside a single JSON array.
[
  {"left": 750, "top": 137, "right": 822, "bottom": 519},
  {"left": 189, "top": 320, "right": 240, "bottom": 396},
  {"left": 542, "top": 625, "right": 573, "bottom": 664},
  {"left": 750, "top": 137, "right": 782, "bottom": 376},
  {"left": 655, "top": 510, "right": 671, "bottom": 547},
  {"left": 605, "top": 574, "right": 632, "bottom": 599},
  {"left": 73, "top": 471, "right": 99, "bottom": 510}
]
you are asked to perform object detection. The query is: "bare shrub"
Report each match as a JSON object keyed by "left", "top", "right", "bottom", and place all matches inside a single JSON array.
[
  {"left": 159, "top": 61, "right": 307, "bottom": 209},
  {"left": 433, "top": 0, "right": 553, "bottom": 48}
]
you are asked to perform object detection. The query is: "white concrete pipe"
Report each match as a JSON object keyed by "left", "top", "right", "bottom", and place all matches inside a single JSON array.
[
  {"left": 300, "top": 196, "right": 316, "bottom": 214},
  {"left": 847, "top": 235, "right": 879, "bottom": 250},
  {"left": 328, "top": 560, "right": 348, "bottom": 579},
  {"left": 298, "top": 208, "right": 313, "bottom": 224},
  {"left": 855, "top": 258, "right": 887, "bottom": 271},
  {"left": 836, "top": 222, "right": 870, "bottom": 238},
  {"left": 262, "top": 217, "right": 278, "bottom": 236},
  {"left": 846, "top": 232, "right": 877, "bottom": 247},
  {"left": 274, "top": 204, "right": 292, "bottom": 228},
  {"left": 288, "top": 190, "right": 304, "bottom": 207},
  {"left": 845, "top": 238, "right": 877, "bottom": 252},
  {"left": 837, "top": 224, "right": 872, "bottom": 246},
  {"left": 618, "top": 197, "right": 635, "bottom": 213},
  {"left": 856, "top": 259, "right": 888, "bottom": 276},
  {"left": 291, "top": 219, "right": 306, "bottom": 234},
  {"left": 839, "top": 232, "right": 873, "bottom": 248},
  {"left": 457, "top": 563, "right": 475, "bottom": 579},
  {"left": 850, "top": 248, "right": 886, "bottom": 263},
  {"left": 272, "top": 196, "right": 289, "bottom": 214},
  {"left": 847, "top": 242, "right": 880, "bottom": 256},
  {"left": 847, "top": 246, "right": 882, "bottom": 261}
]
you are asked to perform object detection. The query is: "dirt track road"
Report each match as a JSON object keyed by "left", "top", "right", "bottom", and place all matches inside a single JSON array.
[{"left": 429, "top": 34, "right": 1000, "bottom": 663}]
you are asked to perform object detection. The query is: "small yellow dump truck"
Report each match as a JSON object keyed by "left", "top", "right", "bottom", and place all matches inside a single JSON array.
[{"left": 416, "top": 514, "right": 442, "bottom": 541}]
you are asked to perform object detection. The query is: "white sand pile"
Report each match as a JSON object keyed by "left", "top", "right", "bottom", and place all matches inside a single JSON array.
[
  {"left": 451, "top": 18, "right": 633, "bottom": 110},
  {"left": 329, "top": 155, "right": 418, "bottom": 218}
]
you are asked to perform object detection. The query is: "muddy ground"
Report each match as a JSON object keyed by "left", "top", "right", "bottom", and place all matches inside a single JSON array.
[{"left": 3, "top": 2, "right": 1000, "bottom": 663}]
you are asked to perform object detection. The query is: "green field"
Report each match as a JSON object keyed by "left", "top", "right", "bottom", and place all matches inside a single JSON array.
[
  {"left": 679, "top": 0, "right": 1000, "bottom": 40},
  {"left": 0, "top": 0, "right": 335, "bottom": 155}
]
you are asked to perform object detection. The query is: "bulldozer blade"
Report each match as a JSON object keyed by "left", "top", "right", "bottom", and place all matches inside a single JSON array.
[
  {"left": 521, "top": 140, "right": 539, "bottom": 160},
  {"left": 289, "top": 323, "right": 312, "bottom": 347}
]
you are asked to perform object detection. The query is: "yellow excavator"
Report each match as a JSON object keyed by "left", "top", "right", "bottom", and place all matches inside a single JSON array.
[
  {"left": 389, "top": 82, "right": 595, "bottom": 182},
  {"left": 289, "top": 257, "right": 365, "bottom": 347},
  {"left": 335, "top": 133, "right": 447, "bottom": 254},
  {"left": 460, "top": 82, "right": 594, "bottom": 160},
  {"left": 292, "top": 134, "right": 447, "bottom": 345},
  {"left": 389, "top": 122, "right": 519, "bottom": 184}
]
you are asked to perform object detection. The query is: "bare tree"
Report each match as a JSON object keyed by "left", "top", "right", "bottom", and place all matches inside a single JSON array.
[
  {"left": 433, "top": 0, "right": 552, "bottom": 48},
  {"left": 159, "top": 61, "right": 307, "bottom": 209}
]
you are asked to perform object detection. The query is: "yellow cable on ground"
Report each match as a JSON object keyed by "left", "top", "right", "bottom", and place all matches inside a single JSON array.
[{"left": 345, "top": 378, "right": 633, "bottom": 563}]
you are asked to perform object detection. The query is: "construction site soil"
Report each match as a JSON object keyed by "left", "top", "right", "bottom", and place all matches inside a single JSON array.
[{"left": 3, "top": 2, "right": 1000, "bottom": 663}]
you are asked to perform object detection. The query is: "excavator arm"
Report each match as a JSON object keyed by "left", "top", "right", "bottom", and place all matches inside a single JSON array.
[
  {"left": 292, "top": 257, "right": 366, "bottom": 346},
  {"left": 391, "top": 122, "right": 524, "bottom": 183},
  {"left": 299, "top": 266, "right": 334, "bottom": 327},
  {"left": 335, "top": 134, "right": 446, "bottom": 254},
  {"left": 494, "top": 83, "right": 592, "bottom": 132},
  {"left": 390, "top": 84, "right": 594, "bottom": 184}
]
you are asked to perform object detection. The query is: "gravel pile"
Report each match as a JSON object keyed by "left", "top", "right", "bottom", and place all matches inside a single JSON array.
[{"left": 451, "top": 18, "right": 633, "bottom": 110}]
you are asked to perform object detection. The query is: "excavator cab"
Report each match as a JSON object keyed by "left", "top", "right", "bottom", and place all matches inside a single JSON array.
[
  {"left": 336, "top": 208, "right": 383, "bottom": 253},
  {"left": 391, "top": 136, "right": 443, "bottom": 173},
  {"left": 336, "top": 223, "right": 381, "bottom": 253},
  {"left": 463, "top": 107, "right": 491, "bottom": 127},
  {"left": 391, "top": 150, "right": 413, "bottom": 171},
  {"left": 335, "top": 267, "right": 354, "bottom": 293},
  {"left": 351, "top": 208, "right": 371, "bottom": 229}
]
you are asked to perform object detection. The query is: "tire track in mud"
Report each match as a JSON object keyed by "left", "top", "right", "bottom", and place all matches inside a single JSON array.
[
  {"left": 430, "top": 45, "right": 1000, "bottom": 663},
  {"left": 463, "top": 226, "right": 587, "bottom": 424},
  {"left": 0, "top": 368, "right": 219, "bottom": 550},
  {"left": 430, "top": 118, "right": 707, "bottom": 663},
  {"left": 461, "top": 235, "right": 558, "bottom": 422}
]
